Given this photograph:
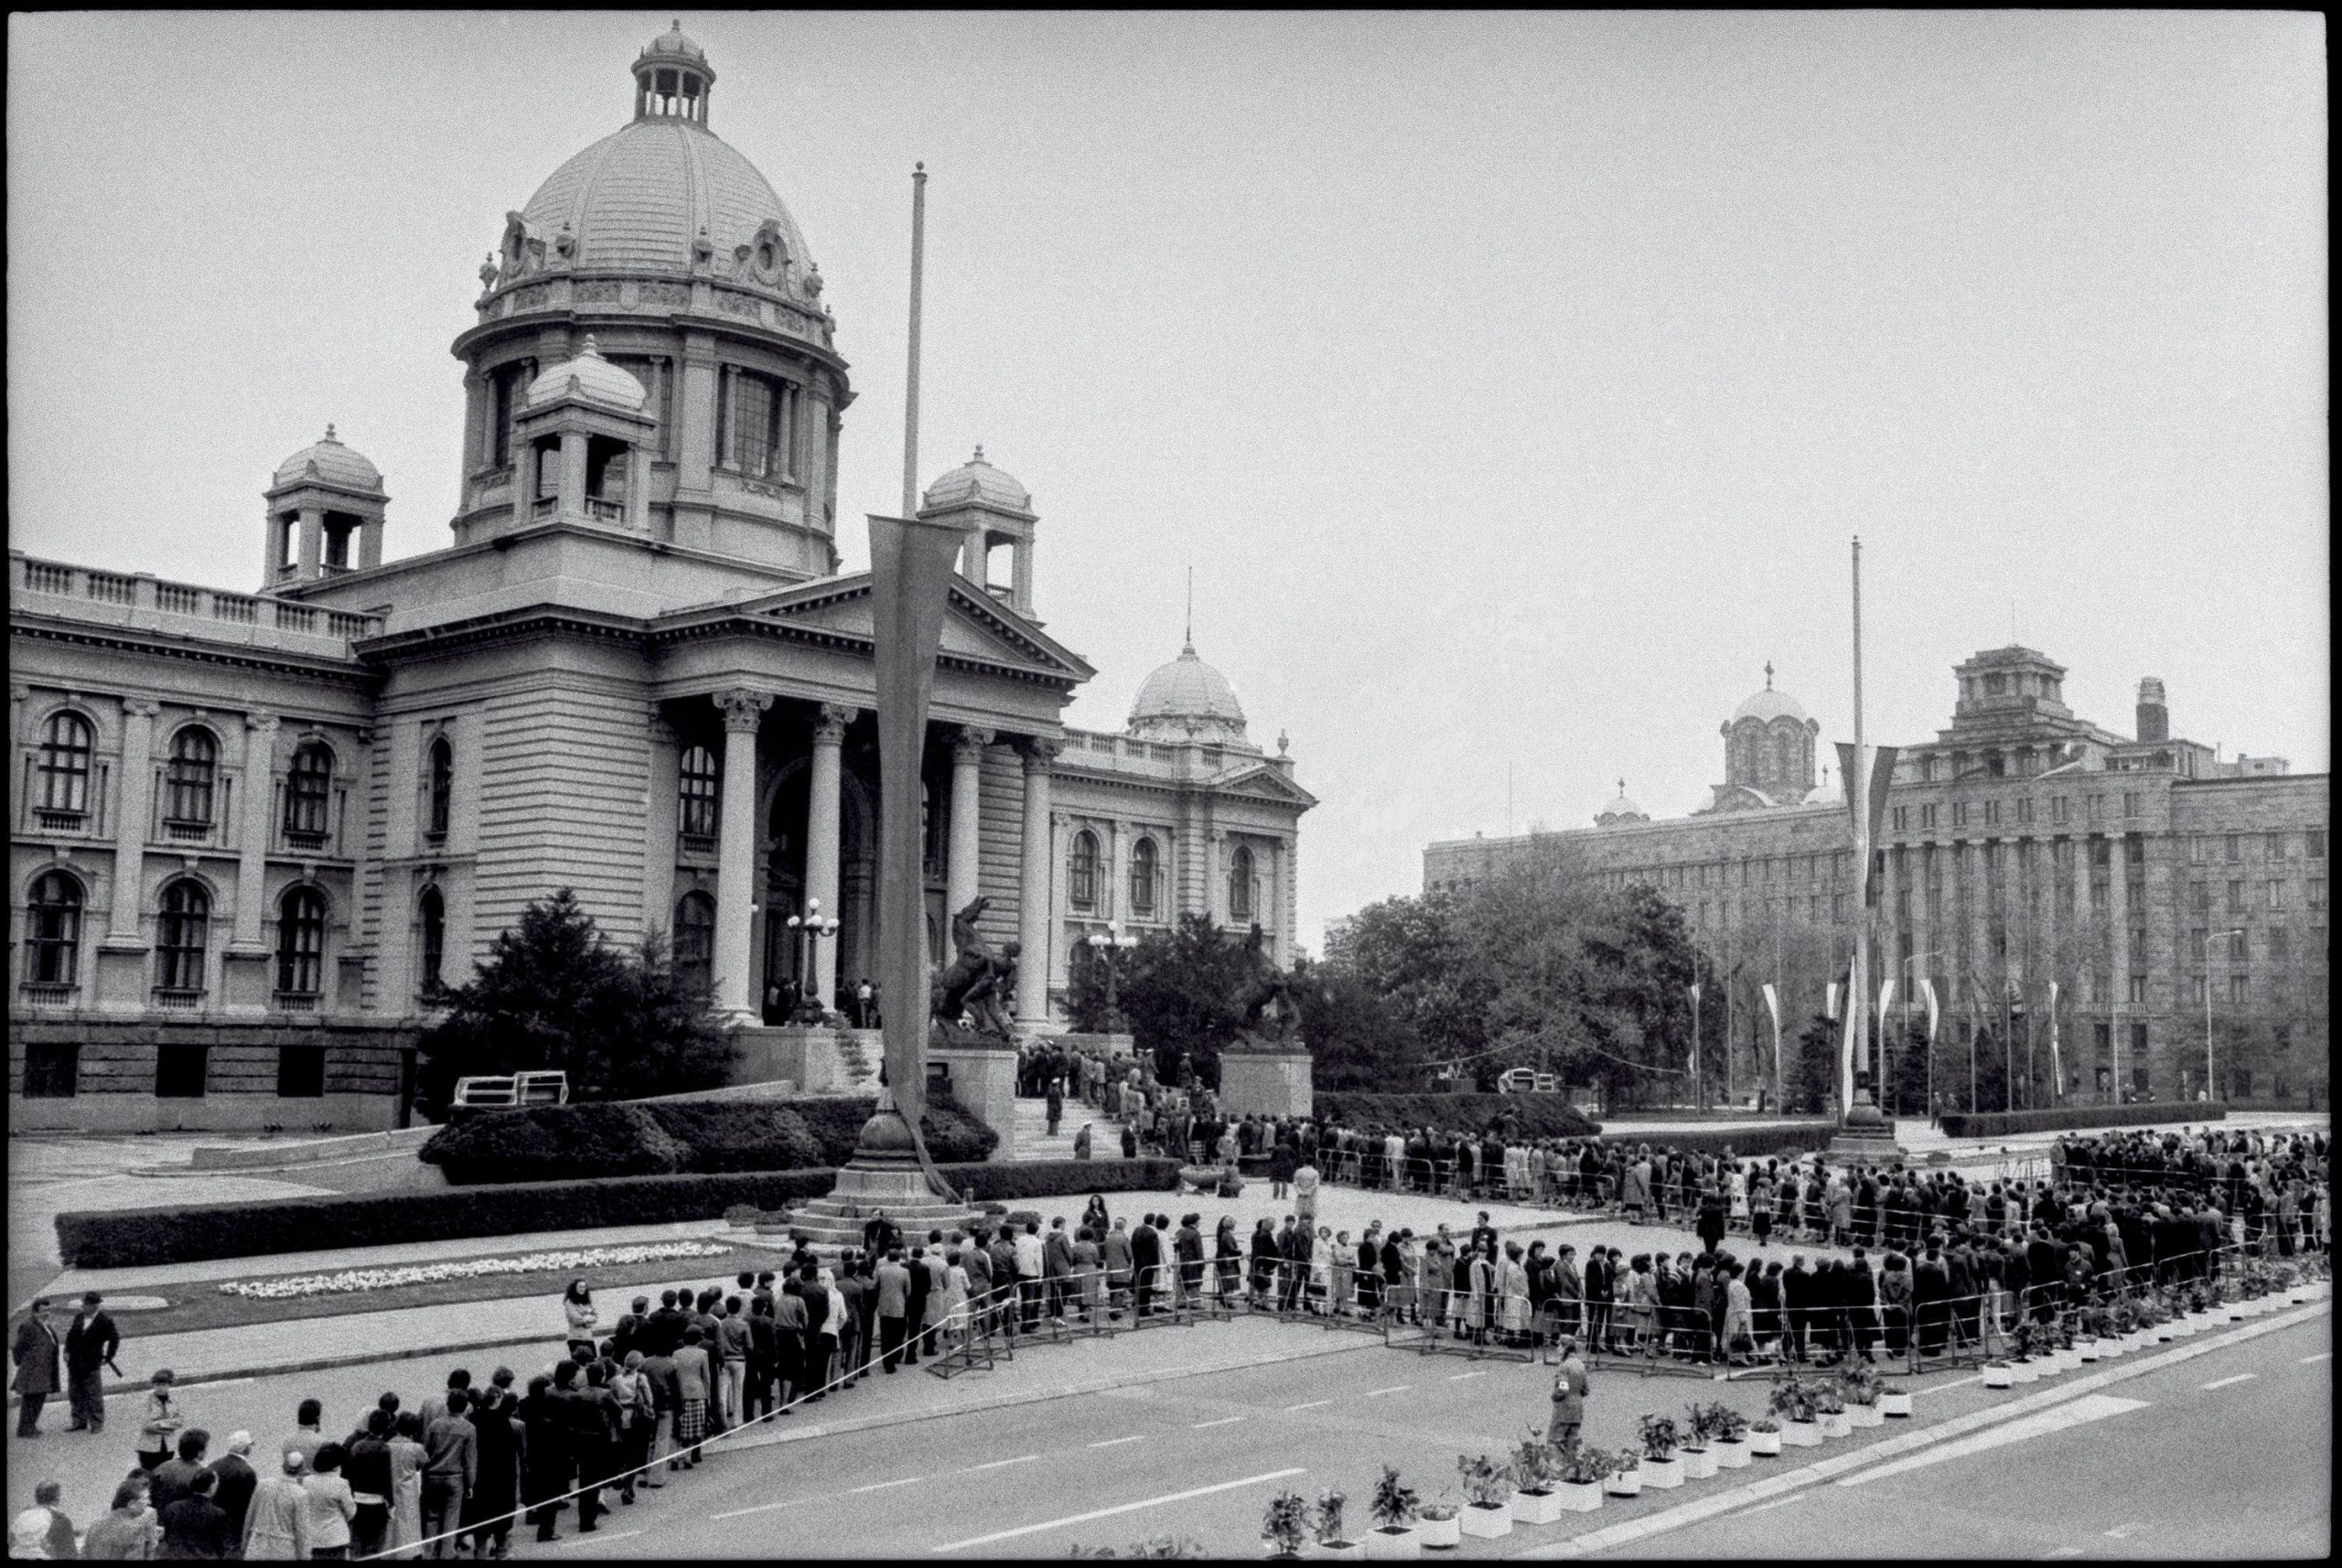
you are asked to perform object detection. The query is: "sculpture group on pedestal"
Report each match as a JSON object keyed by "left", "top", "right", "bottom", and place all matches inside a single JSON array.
[
  {"left": 930, "top": 896, "right": 1021, "bottom": 1047},
  {"left": 1230, "top": 921, "right": 1300, "bottom": 1052}
]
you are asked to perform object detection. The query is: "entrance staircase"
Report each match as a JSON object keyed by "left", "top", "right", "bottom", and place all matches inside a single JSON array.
[{"left": 1011, "top": 1093, "right": 1129, "bottom": 1162}]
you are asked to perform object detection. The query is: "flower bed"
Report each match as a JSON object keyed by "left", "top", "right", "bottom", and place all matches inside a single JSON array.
[{"left": 216, "top": 1240, "right": 733, "bottom": 1301}]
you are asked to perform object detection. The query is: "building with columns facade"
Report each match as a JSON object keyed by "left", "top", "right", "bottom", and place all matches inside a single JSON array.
[
  {"left": 7, "top": 27, "right": 1309, "bottom": 1131},
  {"left": 1426, "top": 649, "right": 2328, "bottom": 1109}
]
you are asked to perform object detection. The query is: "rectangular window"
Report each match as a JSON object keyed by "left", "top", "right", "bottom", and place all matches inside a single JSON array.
[
  {"left": 2051, "top": 796, "right": 2069, "bottom": 824},
  {"left": 2268, "top": 928, "right": 2290, "bottom": 961},
  {"left": 2309, "top": 829, "right": 2326, "bottom": 860},
  {"left": 2191, "top": 882, "right": 2210, "bottom": 913},
  {"left": 21, "top": 1041, "right": 78, "bottom": 1099},
  {"left": 2128, "top": 925, "right": 2146, "bottom": 960},
  {"left": 2090, "top": 793, "right": 2106, "bottom": 819},
  {"left": 2123, "top": 792, "right": 2143, "bottom": 818},
  {"left": 2226, "top": 929, "right": 2247, "bottom": 961},
  {"left": 2128, "top": 973, "right": 2147, "bottom": 1004},
  {"left": 2226, "top": 832, "right": 2241, "bottom": 862},
  {"left": 1983, "top": 799, "right": 2001, "bottom": 826},
  {"left": 2126, "top": 836, "right": 2144, "bottom": 865},
  {"left": 2308, "top": 878, "right": 2326, "bottom": 911},
  {"left": 2131, "top": 1057, "right": 2149, "bottom": 1096},
  {"left": 2227, "top": 879, "right": 2245, "bottom": 913},
  {"left": 2016, "top": 797, "right": 2034, "bottom": 824},
  {"left": 2091, "top": 841, "right": 2111, "bottom": 869},
  {"left": 1832, "top": 893, "right": 1848, "bottom": 920},
  {"left": 2191, "top": 928, "right": 2208, "bottom": 961},
  {"left": 1892, "top": 806, "right": 1907, "bottom": 832},
  {"left": 2268, "top": 880, "right": 2286, "bottom": 910},
  {"left": 275, "top": 1047, "right": 326, "bottom": 1099},
  {"left": 728, "top": 371, "right": 793, "bottom": 478},
  {"left": 1920, "top": 804, "right": 1939, "bottom": 831},
  {"left": 2274, "top": 1024, "right": 2292, "bottom": 1053},
  {"left": 2267, "top": 832, "right": 2285, "bottom": 861},
  {"left": 1951, "top": 801, "right": 1969, "bottom": 828},
  {"left": 155, "top": 1044, "right": 208, "bottom": 1099},
  {"left": 2190, "top": 836, "right": 2208, "bottom": 865},
  {"left": 2229, "top": 973, "right": 2249, "bottom": 1005},
  {"left": 2089, "top": 875, "right": 2109, "bottom": 912},
  {"left": 2273, "top": 1072, "right": 2290, "bottom": 1101},
  {"left": 2190, "top": 975, "right": 2207, "bottom": 1005}
]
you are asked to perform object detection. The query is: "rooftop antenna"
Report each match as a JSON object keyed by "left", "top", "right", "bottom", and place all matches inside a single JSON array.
[
  {"left": 1185, "top": 565, "right": 1194, "bottom": 652},
  {"left": 899, "top": 162, "right": 927, "bottom": 520}
]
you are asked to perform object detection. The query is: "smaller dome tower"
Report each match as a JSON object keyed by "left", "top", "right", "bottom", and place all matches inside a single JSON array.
[
  {"left": 1707, "top": 660, "right": 1821, "bottom": 811},
  {"left": 1595, "top": 779, "right": 1649, "bottom": 828},
  {"left": 633, "top": 20, "right": 714, "bottom": 125},
  {"left": 921, "top": 446, "right": 1037, "bottom": 618},
  {"left": 510, "top": 336, "right": 656, "bottom": 532},
  {"left": 1129, "top": 642, "right": 1250, "bottom": 746},
  {"left": 261, "top": 425, "right": 387, "bottom": 593}
]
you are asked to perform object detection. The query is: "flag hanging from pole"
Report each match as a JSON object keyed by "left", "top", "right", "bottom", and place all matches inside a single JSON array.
[
  {"left": 1761, "top": 982, "right": 1783, "bottom": 1073},
  {"left": 1825, "top": 982, "right": 1840, "bottom": 1022},
  {"left": 1878, "top": 978, "right": 1896, "bottom": 1019},
  {"left": 1919, "top": 976, "right": 1939, "bottom": 1043},
  {"left": 2048, "top": 981, "right": 2061, "bottom": 1099}
]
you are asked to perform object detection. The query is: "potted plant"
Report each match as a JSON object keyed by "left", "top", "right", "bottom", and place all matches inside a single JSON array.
[
  {"left": 1982, "top": 1356, "right": 2014, "bottom": 1389},
  {"left": 1603, "top": 1448, "right": 1642, "bottom": 1498},
  {"left": 1554, "top": 1444, "right": 1607, "bottom": 1511},
  {"left": 1815, "top": 1390, "right": 1852, "bottom": 1440},
  {"left": 1840, "top": 1366, "right": 1885, "bottom": 1428},
  {"left": 1710, "top": 1403, "right": 1754, "bottom": 1466},
  {"left": 1747, "top": 1417, "right": 1782, "bottom": 1457},
  {"left": 1262, "top": 1490, "right": 1311, "bottom": 1561},
  {"left": 2006, "top": 1321, "right": 2040, "bottom": 1382},
  {"left": 1638, "top": 1413, "right": 1685, "bottom": 1487},
  {"left": 1456, "top": 1455, "right": 1514, "bottom": 1539},
  {"left": 1770, "top": 1375, "right": 1823, "bottom": 1446},
  {"left": 1413, "top": 1496, "right": 1460, "bottom": 1552},
  {"left": 1678, "top": 1403, "right": 1719, "bottom": 1479},
  {"left": 1365, "top": 1466, "right": 1421, "bottom": 1560},
  {"left": 1877, "top": 1379, "right": 1913, "bottom": 1419},
  {"left": 1508, "top": 1435, "right": 1566, "bottom": 1525},
  {"left": 1313, "top": 1488, "right": 1360, "bottom": 1561}
]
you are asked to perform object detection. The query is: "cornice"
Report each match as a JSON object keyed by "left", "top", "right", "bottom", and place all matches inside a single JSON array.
[{"left": 9, "top": 618, "right": 381, "bottom": 687}]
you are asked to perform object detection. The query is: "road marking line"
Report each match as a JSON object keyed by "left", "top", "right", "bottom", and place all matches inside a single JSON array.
[
  {"left": 1362, "top": 1385, "right": 1413, "bottom": 1397},
  {"left": 1446, "top": 1370, "right": 1488, "bottom": 1380},
  {"left": 849, "top": 1476, "right": 923, "bottom": 1494},
  {"left": 548, "top": 1529, "right": 640, "bottom": 1548},
  {"left": 2044, "top": 1548, "right": 2086, "bottom": 1560},
  {"left": 1840, "top": 1395, "right": 2150, "bottom": 1488},
  {"left": 2199, "top": 1372, "right": 2257, "bottom": 1390},
  {"left": 711, "top": 1499, "right": 802, "bottom": 1520},
  {"left": 964, "top": 1455, "right": 1038, "bottom": 1472},
  {"left": 932, "top": 1467, "right": 1309, "bottom": 1552},
  {"left": 1190, "top": 1416, "right": 1245, "bottom": 1429},
  {"left": 1284, "top": 1399, "right": 1332, "bottom": 1411},
  {"left": 2300, "top": 1352, "right": 2332, "bottom": 1364},
  {"left": 1918, "top": 1373, "right": 1984, "bottom": 1393},
  {"left": 1089, "top": 1435, "right": 1146, "bottom": 1448}
]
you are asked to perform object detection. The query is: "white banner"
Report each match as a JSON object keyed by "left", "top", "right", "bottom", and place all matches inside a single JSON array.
[
  {"left": 1919, "top": 976, "right": 1939, "bottom": 1043},
  {"left": 1825, "top": 982, "right": 1840, "bottom": 1022},
  {"left": 2048, "top": 980, "right": 2061, "bottom": 1099},
  {"left": 1688, "top": 982, "right": 1702, "bottom": 1004},
  {"left": 1761, "top": 982, "right": 1782, "bottom": 1067},
  {"left": 1878, "top": 978, "right": 1896, "bottom": 1019}
]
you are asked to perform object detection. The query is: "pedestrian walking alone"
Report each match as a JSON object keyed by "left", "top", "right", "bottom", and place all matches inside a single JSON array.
[{"left": 1547, "top": 1338, "right": 1589, "bottom": 1451}]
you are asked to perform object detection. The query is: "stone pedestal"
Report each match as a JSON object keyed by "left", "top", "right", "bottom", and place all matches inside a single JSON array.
[
  {"left": 929, "top": 1043, "right": 1015, "bottom": 1154},
  {"left": 1825, "top": 1099, "right": 1905, "bottom": 1164},
  {"left": 1220, "top": 1045, "right": 1312, "bottom": 1120},
  {"left": 785, "top": 1108, "right": 983, "bottom": 1256}
]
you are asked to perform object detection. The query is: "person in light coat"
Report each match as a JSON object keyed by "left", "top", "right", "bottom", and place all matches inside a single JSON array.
[
  {"left": 1620, "top": 1159, "right": 1653, "bottom": 1225},
  {"left": 242, "top": 1451, "right": 312, "bottom": 1560}
]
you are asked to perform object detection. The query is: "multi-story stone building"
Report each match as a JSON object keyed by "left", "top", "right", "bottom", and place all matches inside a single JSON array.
[
  {"left": 8, "top": 27, "right": 1309, "bottom": 1132},
  {"left": 1425, "top": 648, "right": 2328, "bottom": 1107}
]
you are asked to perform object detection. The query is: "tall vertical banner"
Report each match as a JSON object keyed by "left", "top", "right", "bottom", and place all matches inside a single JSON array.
[
  {"left": 2047, "top": 980, "right": 2061, "bottom": 1101},
  {"left": 1834, "top": 740, "right": 1900, "bottom": 1112},
  {"left": 1687, "top": 983, "right": 1703, "bottom": 1103},
  {"left": 1825, "top": 982, "right": 1840, "bottom": 1022},
  {"left": 1877, "top": 978, "right": 1896, "bottom": 1104},
  {"left": 868, "top": 510, "right": 973, "bottom": 1158},
  {"left": 1920, "top": 975, "right": 1939, "bottom": 1043},
  {"left": 1761, "top": 983, "right": 1782, "bottom": 1108}
]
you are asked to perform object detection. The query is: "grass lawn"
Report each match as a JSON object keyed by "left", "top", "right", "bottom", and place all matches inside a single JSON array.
[{"left": 121, "top": 1239, "right": 779, "bottom": 1337}]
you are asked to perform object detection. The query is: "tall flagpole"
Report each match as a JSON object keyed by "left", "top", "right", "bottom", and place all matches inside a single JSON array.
[
  {"left": 900, "top": 162, "right": 928, "bottom": 520},
  {"left": 1844, "top": 536, "right": 1869, "bottom": 1119}
]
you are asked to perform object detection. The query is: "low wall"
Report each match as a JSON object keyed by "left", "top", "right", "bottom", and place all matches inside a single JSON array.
[
  {"left": 15, "top": 1090, "right": 400, "bottom": 1136},
  {"left": 189, "top": 1123, "right": 438, "bottom": 1170},
  {"left": 1220, "top": 1049, "right": 1312, "bottom": 1120},
  {"left": 8, "top": 1017, "right": 416, "bottom": 1135}
]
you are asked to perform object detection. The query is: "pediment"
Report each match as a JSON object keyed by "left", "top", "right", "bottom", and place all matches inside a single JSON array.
[
  {"left": 1212, "top": 762, "right": 1319, "bottom": 810},
  {"left": 671, "top": 573, "right": 1094, "bottom": 685}
]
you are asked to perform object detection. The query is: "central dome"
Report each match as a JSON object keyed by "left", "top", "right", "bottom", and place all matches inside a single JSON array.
[
  {"left": 1129, "top": 644, "right": 1248, "bottom": 742},
  {"left": 518, "top": 119, "right": 808, "bottom": 280}
]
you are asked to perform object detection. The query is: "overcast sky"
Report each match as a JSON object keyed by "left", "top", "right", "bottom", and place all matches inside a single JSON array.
[{"left": 9, "top": 11, "right": 2327, "bottom": 953}]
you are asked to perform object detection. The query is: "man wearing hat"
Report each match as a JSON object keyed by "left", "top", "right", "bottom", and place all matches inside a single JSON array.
[
  {"left": 65, "top": 1289, "right": 122, "bottom": 1434},
  {"left": 10, "top": 1298, "right": 60, "bottom": 1438},
  {"left": 1548, "top": 1336, "right": 1590, "bottom": 1452}
]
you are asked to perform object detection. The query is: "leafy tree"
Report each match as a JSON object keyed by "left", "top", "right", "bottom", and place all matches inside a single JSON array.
[
  {"left": 416, "top": 889, "right": 736, "bottom": 1114},
  {"left": 1332, "top": 893, "right": 1488, "bottom": 1072},
  {"left": 1114, "top": 913, "right": 1250, "bottom": 1087},
  {"left": 1294, "top": 954, "right": 1426, "bottom": 1092}
]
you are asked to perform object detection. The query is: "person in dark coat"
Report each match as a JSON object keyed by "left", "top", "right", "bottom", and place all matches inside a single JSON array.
[
  {"left": 207, "top": 1431, "right": 260, "bottom": 1547},
  {"left": 464, "top": 1386, "right": 523, "bottom": 1557},
  {"left": 1779, "top": 1257, "right": 1811, "bottom": 1364},
  {"left": 1846, "top": 1249, "right": 1879, "bottom": 1361},
  {"left": 1912, "top": 1244, "right": 1951, "bottom": 1356},
  {"left": 520, "top": 1377, "right": 568, "bottom": 1542},
  {"left": 65, "top": 1291, "right": 122, "bottom": 1434},
  {"left": 1583, "top": 1248, "right": 1614, "bottom": 1353},
  {"left": 2026, "top": 1228, "right": 2067, "bottom": 1319},
  {"left": 1695, "top": 1189, "right": 1728, "bottom": 1256},
  {"left": 1131, "top": 1218, "right": 1165, "bottom": 1316},
  {"left": 10, "top": 1298, "right": 60, "bottom": 1438},
  {"left": 1278, "top": 1219, "right": 1313, "bottom": 1315}
]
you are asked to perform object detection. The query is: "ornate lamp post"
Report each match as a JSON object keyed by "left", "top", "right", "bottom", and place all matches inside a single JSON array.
[
  {"left": 1081, "top": 924, "right": 1141, "bottom": 1032},
  {"left": 784, "top": 897, "right": 841, "bottom": 1022}
]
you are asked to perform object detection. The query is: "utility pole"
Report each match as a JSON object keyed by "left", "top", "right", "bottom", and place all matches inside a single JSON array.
[{"left": 900, "top": 163, "right": 927, "bottom": 521}]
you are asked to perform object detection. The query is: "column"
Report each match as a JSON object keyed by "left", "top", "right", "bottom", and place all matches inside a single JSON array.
[
  {"left": 712, "top": 688, "right": 771, "bottom": 1023},
  {"left": 261, "top": 514, "right": 285, "bottom": 588},
  {"left": 105, "top": 700, "right": 159, "bottom": 941},
  {"left": 559, "top": 429, "right": 589, "bottom": 515},
  {"left": 639, "top": 713, "right": 680, "bottom": 941},
  {"left": 1279, "top": 832, "right": 1299, "bottom": 968},
  {"left": 359, "top": 516, "right": 383, "bottom": 569},
  {"left": 1015, "top": 739, "right": 1058, "bottom": 1030},
  {"left": 2107, "top": 832, "right": 2133, "bottom": 1088},
  {"left": 296, "top": 507, "right": 323, "bottom": 579},
  {"left": 808, "top": 703, "right": 853, "bottom": 1007},
  {"left": 1209, "top": 831, "right": 1229, "bottom": 927},
  {"left": 1107, "top": 818, "right": 1129, "bottom": 925},
  {"left": 231, "top": 714, "right": 278, "bottom": 947},
  {"left": 1011, "top": 536, "right": 1035, "bottom": 617},
  {"left": 946, "top": 726, "right": 990, "bottom": 958}
]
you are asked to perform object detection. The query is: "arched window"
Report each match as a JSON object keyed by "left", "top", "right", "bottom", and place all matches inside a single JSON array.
[
  {"left": 426, "top": 736, "right": 453, "bottom": 839},
  {"left": 679, "top": 745, "right": 720, "bottom": 837},
  {"left": 156, "top": 880, "right": 210, "bottom": 993},
  {"left": 38, "top": 713, "right": 93, "bottom": 814},
  {"left": 1069, "top": 830, "right": 1100, "bottom": 912},
  {"left": 165, "top": 726, "right": 219, "bottom": 826},
  {"left": 286, "top": 742, "right": 334, "bottom": 840},
  {"left": 1228, "top": 844, "right": 1256, "bottom": 923},
  {"left": 674, "top": 892, "right": 716, "bottom": 995},
  {"left": 25, "top": 871, "right": 83, "bottom": 985},
  {"left": 276, "top": 886, "right": 327, "bottom": 996},
  {"left": 1129, "top": 838, "right": 1159, "bottom": 918},
  {"left": 418, "top": 886, "right": 446, "bottom": 996}
]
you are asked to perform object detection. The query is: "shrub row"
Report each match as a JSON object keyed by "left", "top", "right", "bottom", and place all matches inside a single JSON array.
[
  {"left": 54, "top": 1157, "right": 1170, "bottom": 1270},
  {"left": 1596, "top": 1122, "right": 1834, "bottom": 1162},
  {"left": 419, "top": 1095, "right": 996, "bottom": 1184},
  {"left": 1313, "top": 1092, "right": 1602, "bottom": 1139},
  {"left": 1939, "top": 1103, "right": 2230, "bottom": 1140}
]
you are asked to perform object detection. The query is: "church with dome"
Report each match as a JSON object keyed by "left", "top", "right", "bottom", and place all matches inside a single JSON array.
[{"left": 7, "top": 26, "right": 1312, "bottom": 1131}]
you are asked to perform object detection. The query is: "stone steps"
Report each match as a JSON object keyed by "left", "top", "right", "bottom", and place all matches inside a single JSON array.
[{"left": 1009, "top": 1096, "right": 1129, "bottom": 1162}]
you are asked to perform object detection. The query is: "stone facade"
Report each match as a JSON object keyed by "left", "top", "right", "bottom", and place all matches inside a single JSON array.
[
  {"left": 1426, "top": 650, "right": 2329, "bottom": 1107},
  {"left": 7, "top": 28, "right": 1308, "bottom": 1132}
]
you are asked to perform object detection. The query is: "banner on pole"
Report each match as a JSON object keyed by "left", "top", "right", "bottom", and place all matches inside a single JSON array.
[
  {"left": 1761, "top": 982, "right": 1783, "bottom": 1069},
  {"left": 1825, "top": 981, "right": 1839, "bottom": 1022},
  {"left": 1919, "top": 976, "right": 1939, "bottom": 1042},
  {"left": 1878, "top": 978, "right": 1896, "bottom": 1019},
  {"left": 2048, "top": 980, "right": 2061, "bottom": 1099},
  {"left": 1688, "top": 983, "right": 1702, "bottom": 1004}
]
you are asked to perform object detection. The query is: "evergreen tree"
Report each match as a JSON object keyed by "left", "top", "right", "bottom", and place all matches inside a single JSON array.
[{"left": 1114, "top": 912, "right": 1250, "bottom": 1086}]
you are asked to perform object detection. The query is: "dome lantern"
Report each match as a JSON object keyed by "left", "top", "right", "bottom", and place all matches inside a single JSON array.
[
  {"left": 921, "top": 446, "right": 1039, "bottom": 617},
  {"left": 633, "top": 21, "right": 714, "bottom": 125},
  {"left": 261, "top": 425, "right": 388, "bottom": 593},
  {"left": 1128, "top": 643, "right": 1249, "bottom": 745}
]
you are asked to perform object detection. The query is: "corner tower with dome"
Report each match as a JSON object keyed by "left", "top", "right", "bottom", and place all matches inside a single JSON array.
[{"left": 6, "top": 27, "right": 1315, "bottom": 1138}]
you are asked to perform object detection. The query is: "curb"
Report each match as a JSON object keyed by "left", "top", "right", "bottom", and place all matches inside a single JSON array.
[
  {"left": 97, "top": 1329, "right": 607, "bottom": 1398},
  {"left": 1513, "top": 1297, "right": 2331, "bottom": 1559}
]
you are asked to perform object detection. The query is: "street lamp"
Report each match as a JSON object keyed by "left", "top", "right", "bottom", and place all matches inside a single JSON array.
[
  {"left": 783, "top": 897, "right": 841, "bottom": 1022},
  {"left": 1080, "top": 923, "right": 1141, "bottom": 1032},
  {"left": 2206, "top": 927, "right": 2248, "bottom": 1103}
]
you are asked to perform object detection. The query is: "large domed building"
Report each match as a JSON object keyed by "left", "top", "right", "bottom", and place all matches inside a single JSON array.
[{"left": 7, "top": 28, "right": 1311, "bottom": 1136}]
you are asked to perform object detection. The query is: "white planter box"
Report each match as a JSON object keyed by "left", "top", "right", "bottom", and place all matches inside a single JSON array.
[
  {"left": 1509, "top": 1491, "right": 1564, "bottom": 1527},
  {"left": 1605, "top": 1470, "right": 1644, "bottom": 1498},
  {"left": 1460, "top": 1504, "right": 1512, "bottom": 1539},
  {"left": 1851, "top": 1402, "right": 1885, "bottom": 1427},
  {"left": 1414, "top": 1515, "right": 1460, "bottom": 1550},
  {"left": 1983, "top": 1365, "right": 2014, "bottom": 1388},
  {"left": 1879, "top": 1391, "right": 1913, "bottom": 1418},
  {"left": 1553, "top": 1481, "right": 1604, "bottom": 1513},
  {"left": 2078, "top": 1339, "right": 2100, "bottom": 1361},
  {"left": 2035, "top": 1354, "right": 2062, "bottom": 1377},
  {"left": 1364, "top": 1526, "right": 1419, "bottom": 1561},
  {"left": 2169, "top": 1316, "right": 2196, "bottom": 1337},
  {"left": 1748, "top": 1429, "right": 1782, "bottom": 1455},
  {"left": 1318, "top": 1543, "right": 1365, "bottom": 1562},
  {"left": 2010, "top": 1359, "right": 2038, "bottom": 1383},
  {"left": 1680, "top": 1446, "right": 1717, "bottom": 1479},
  {"left": 1714, "top": 1437, "right": 1753, "bottom": 1466},
  {"left": 1641, "top": 1455, "right": 1683, "bottom": 1489},
  {"left": 1781, "top": 1419, "right": 1823, "bottom": 1448},
  {"left": 1819, "top": 1412, "right": 1852, "bottom": 1439}
]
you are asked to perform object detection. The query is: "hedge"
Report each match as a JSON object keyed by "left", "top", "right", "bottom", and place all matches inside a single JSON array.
[
  {"left": 1939, "top": 1103, "right": 2231, "bottom": 1140},
  {"left": 1314, "top": 1093, "right": 1602, "bottom": 1139},
  {"left": 1595, "top": 1122, "right": 1834, "bottom": 1162},
  {"left": 419, "top": 1095, "right": 996, "bottom": 1184},
  {"left": 54, "top": 1158, "right": 1176, "bottom": 1270}
]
